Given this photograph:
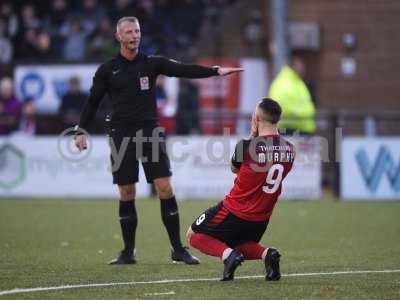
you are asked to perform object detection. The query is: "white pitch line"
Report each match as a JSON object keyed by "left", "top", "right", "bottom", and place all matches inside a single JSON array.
[
  {"left": 144, "top": 291, "right": 176, "bottom": 296},
  {"left": 0, "top": 269, "right": 399, "bottom": 297}
]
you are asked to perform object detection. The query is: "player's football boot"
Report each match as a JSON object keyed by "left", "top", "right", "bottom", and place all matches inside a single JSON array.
[
  {"left": 221, "top": 250, "right": 245, "bottom": 281},
  {"left": 264, "top": 248, "right": 281, "bottom": 281},
  {"left": 108, "top": 249, "right": 136, "bottom": 265},
  {"left": 171, "top": 247, "right": 200, "bottom": 265}
]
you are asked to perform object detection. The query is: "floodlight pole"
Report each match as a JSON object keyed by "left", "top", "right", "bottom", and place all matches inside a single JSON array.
[{"left": 271, "top": 0, "right": 289, "bottom": 75}]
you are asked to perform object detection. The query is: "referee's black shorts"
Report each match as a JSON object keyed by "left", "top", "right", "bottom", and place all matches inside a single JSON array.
[
  {"left": 191, "top": 202, "right": 269, "bottom": 248},
  {"left": 109, "top": 125, "right": 172, "bottom": 185}
]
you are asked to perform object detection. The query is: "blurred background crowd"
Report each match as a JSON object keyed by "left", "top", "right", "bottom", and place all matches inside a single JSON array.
[{"left": 0, "top": 0, "right": 238, "bottom": 63}]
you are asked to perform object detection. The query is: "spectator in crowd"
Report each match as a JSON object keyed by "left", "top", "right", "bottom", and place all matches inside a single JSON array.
[
  {"left": 35, "top": 30, "right": 53, "bottom": 59},
  {"left": 19, "top": 99, "right": 36, "bottom": 135},
  {"left": 13, "top": 3, "right": 40, "bottom": 61},
  {"left": 60, "top": 76, "right": 87, "bottom": 126},
  {"left": 176, "top": 79, "right": 201, "bottom": 135},
  {"left": 0, "top": 1, "right": 18, "bottom": 39},
  {"left": 171, "top": 0, "right": 205, "bottom": 53},
  {"left": 107, "top": 0, "right": 136, "bottom": 24},
  {"left": 88, "top": 16, "right": 118, "bottom": 60},
  {"left": 204, "top": 0, "right": 226, "bottom": 23},
  {"left": 291, "top": 54, "right": 317, "bottom": 105},
  {"left": 19, "top": 3, "right": 41, "bottom": 33},
  {"left": 76, "top": 0, "right": 105, "bottom": 36},
  {"left": 242, "top": 10, "right": 264, "bottom": 56},
  {"left": 135, "top": 0, "right": 164, "bottom": 54},
  {"left": 16, "top": 28, "right": 53, "bottom": 60},
  {"left": 61, "top": 17, "right": 87, "bottom": 61},
  {"left": 150, "top": 0, "right": 175, "bottom": 56},
  {"left": 268, "top": 55, "right": 316, "bottom": 135},
  {"left": 44, "top": 0, "right": 69, "bottom": 55},
  {"left": 2, "top": 0, "right": 213, "bottom": 63},
  {"left": 15, "top": 28, "right": 36, "bottom": 59},
  {"left": 0, "top": 77, "right": 21, "bottom": 135},
  {"left": 0, "top": 19, "right": 12, "bottom": 63},
  {"left": 0, "top": 1, "right": 17, "bottom": 63}
]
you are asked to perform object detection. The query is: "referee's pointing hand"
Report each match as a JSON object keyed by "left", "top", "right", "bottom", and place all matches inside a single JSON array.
[
  {"left": 75, "top": 134, "right": 87, "bottom": 151},
  {"left": 216, "top": 67, "right": 244, "bottom": 76}
]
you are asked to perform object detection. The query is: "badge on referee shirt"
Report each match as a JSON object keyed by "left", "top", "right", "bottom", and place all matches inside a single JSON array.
[{"left": 140, "top": 76, "right": 149, "bottom": 90}]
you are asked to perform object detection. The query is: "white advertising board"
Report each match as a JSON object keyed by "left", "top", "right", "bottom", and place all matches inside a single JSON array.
[
  {"left": 15, "top": 64, "right": 98, "bottom": 113},
  {"left": 281, "top": 136, "right": 321, "bottom": 199},
  {"left": 0, "top": 134, "right": 321, "bottom": 200},
  {"left": 168, "top": 136, "right": 321, "bottom": 200},
  {"left": 0, "top": 135, "right": 150, "bottom": 198},
  {"left": 341, "top": 137, "right": 400, "bottom": 200}
]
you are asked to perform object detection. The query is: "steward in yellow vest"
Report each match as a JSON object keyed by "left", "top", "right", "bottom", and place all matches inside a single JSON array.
[{"left": 268, "top": 60, "right": 316, "bottom": 134}]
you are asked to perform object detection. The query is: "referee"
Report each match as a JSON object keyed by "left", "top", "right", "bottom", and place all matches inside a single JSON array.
[{"left": 75, "top": 16, "right": 243, "bottom": 265}]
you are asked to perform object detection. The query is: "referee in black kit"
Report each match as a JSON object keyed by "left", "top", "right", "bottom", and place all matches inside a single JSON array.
[{"left": 75, "top": 16, "right": 243, "bottom": 265}]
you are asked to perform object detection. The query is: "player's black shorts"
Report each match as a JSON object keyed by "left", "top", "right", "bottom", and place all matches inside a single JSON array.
[
  {"left": 108, "top": 125, "right": 172, "bottom": 185},
  {"left": 191, "top": 202, "right": 269, "bottom": 248}
]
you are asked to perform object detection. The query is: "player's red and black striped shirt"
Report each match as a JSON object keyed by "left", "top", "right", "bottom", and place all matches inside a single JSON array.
[{"left": 223, "top": 135, "right": 295, "bottom": 222}]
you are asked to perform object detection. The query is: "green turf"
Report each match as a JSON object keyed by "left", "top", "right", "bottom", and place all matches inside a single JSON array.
[{"left": 0, "top": 199, "right": 399, "bottom": 299}]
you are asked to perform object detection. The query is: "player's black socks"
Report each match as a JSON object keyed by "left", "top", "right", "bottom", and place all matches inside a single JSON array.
[
  {"left": 119, "top": 200, "right": 137, "bottom": 255},
  {"left": 160, "top": 196, "right": 183, "bottom": 251}
]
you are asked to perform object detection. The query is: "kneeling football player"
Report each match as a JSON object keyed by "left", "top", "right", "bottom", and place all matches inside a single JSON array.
[{"left": 187, "top": 98, "right": 295, "bottom": 281}]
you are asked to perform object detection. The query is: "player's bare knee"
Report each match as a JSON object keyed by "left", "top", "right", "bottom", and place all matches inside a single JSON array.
[
  {"left": 118, "top": 184, "right": 136, "bottom": 201},
  {"left": 154, "top": 179, "right": 174, "bottom": 199},
  {"left": 158, "top": 187, "right": 173, "bottom": 199}
]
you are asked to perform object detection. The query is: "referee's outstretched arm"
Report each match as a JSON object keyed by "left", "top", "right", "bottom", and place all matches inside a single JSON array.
[
  {"left": 153, "top": 56, "right": 243, "bottom": 78},
  {"left": 75, "top": 15, "right": 242, "bottom": 151}
]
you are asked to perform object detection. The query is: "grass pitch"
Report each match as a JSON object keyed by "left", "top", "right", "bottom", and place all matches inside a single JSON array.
[{"left": 0, "top": 198, "right": 399, "bottom": 299}]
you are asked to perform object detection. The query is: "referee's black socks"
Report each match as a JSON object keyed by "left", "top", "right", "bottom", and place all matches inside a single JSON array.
[
  {"left": 119, "top": 200, "right": 138, "bottom": 255},
  {"left": 160, "top": 196, "right": 183, "bottom": 251}
]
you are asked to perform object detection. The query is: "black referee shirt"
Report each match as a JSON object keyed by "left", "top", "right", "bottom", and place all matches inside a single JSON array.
[{"left": 79, "top": 53, "right": 218, "bottom": 130}]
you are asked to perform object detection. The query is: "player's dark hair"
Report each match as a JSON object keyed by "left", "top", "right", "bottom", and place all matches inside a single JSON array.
[{"left": 258, "top": 98, "right": 281, "bottom": 124}]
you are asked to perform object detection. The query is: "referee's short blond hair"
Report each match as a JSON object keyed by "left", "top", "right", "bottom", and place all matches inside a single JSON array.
[{"left": 116, "top": 16, "right": 139, "bottom": 32}]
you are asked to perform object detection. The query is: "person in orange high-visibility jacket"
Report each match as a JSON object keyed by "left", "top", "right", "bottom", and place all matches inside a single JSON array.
[{"left": 268, "top": 56, "right": 316, "bottom": 134}]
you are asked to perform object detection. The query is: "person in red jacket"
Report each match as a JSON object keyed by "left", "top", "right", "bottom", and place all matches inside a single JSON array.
[{"left": 187, "top": 98, "right": 295, "bottom": 281}]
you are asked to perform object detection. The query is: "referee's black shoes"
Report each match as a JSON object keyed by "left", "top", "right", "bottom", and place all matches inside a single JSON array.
[
  {"left": 221, "top": 250, "right": 245, "bottom": 281},
  {"left": 109, "top": 250, "right": 136, "bottom": 265},
  {"left": 264, "top": 248, "right": 281, "bottom": 281},
  {"left": 171, "top": 247, "right": 200, "bottom": 265}
]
